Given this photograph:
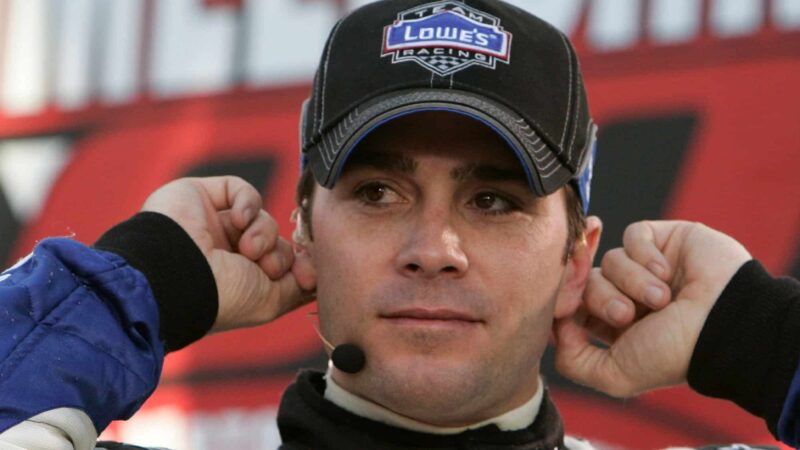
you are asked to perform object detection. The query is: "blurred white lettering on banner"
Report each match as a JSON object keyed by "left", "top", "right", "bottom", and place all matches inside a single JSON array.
[
  {"left": 1, "top": 0, "right": 799, "bottom": 118},
  {"left": 101, "top": 406, "right": 281, "bottom": 450},
  {"left": 114, "top": 406, "right": 190, "bottom": 449},
  {"left": 711, "top": 0, "right": 764, "bottom": 37},
  {"left": 774, "top": 0, "right": 800, "bottom": 30},
  {"left": 150, "top": 0, "right": 238, "bottom": 97},
  {"left": 649, "top": 0, "right": 701, "bottom": 44},
  {"left": 99, "top": 0, "right": 143, "bottom": 104},
  {"left": 190, "top": 408, "right": 281, "bottom": 450},
  {"left": 588, "top": 0, "right": 641, "bottom": 50},
  {"left": 1, "top": 0, "right": 48, "bottom": 115},
  {"left": 496, "top": 0, "right": 583, "bottom": 35},
  {"left": 243, "top": 0, "right": 337, "bottom": 86},
  {"left": 53, "top": 0, "right": 95, "bottom": 110}
]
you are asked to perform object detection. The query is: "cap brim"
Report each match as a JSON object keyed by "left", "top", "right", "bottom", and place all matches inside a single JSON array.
[{"left": 305, "top": 89, "right": 573, "bottom": 197}]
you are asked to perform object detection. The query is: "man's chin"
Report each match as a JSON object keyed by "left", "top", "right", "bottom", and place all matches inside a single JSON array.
[{"left": 353, "top": 353, "right": 492, "bottom": 424}]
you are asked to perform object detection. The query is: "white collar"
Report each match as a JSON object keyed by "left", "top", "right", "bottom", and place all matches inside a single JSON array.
[{"left": 323, "top": 366, "right": 543, "bottom": 435}]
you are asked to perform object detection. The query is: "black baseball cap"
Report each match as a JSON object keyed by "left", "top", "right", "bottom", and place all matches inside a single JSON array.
[{"left": 301, "top": 0, "right": 597, "bottom": 213}]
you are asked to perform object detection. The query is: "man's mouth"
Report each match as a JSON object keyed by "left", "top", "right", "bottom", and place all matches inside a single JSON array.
[{"left": 380, "top": 308, "right": 483, "bottom": 328}]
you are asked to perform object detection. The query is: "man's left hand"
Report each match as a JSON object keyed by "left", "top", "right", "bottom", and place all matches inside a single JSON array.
[{"left": 553, "top": 220, "right": 751, "bottom": 397}]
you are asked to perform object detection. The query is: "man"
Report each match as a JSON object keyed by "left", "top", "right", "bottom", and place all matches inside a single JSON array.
[{"left": 0, "top": 0, "right": 798, "bottom": 448}]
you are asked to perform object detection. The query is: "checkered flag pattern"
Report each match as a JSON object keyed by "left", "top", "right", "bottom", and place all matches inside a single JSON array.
[{"left": 419, "top": 55, "right": 465, "bottom": 74}]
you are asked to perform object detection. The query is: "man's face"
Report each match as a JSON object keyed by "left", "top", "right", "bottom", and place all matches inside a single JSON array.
[{"left": 304, "top": 112, "right": 581, "bottom": 426}]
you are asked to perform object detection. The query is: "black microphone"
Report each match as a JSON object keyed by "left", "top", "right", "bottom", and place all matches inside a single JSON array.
[
  {"left": 308, "top": 312, "right": 367, "bottom": 374},
  {"left": 331, "top": 344, "right": 366, "bottom": 374}
]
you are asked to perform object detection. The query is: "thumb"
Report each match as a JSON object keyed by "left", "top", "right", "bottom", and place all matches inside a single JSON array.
[
  {"left": 621, "top": 220, "right": 676, "bottom": 282},
  {"left": 208, "top": 250, "right": 307, "bottom": 332},
  {"left": 267, "top": 271, "right": 312, "bottom": 321},
  {"left": 553, "top": 315, "right": 633, "bottom": 398}
]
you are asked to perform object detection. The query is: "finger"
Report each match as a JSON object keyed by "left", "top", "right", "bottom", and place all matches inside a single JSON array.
[
  {"left": 215, "top": 210, "right": 240, "bottom": 251},
  {"left": 191, "top": 176, "right": 263, "bottom": 229},
  {"left": 600, "top": 247, "right": 671, "bottom": 309},
  {"left": 584, "top": 315, "right": 624, "bottom": 347},
  {"left": 584, "top": 268, "right": 636, "bottom": 327},
  {"left": 259, "top": 237, "right": 295, "bottom": 280},
  {"left": 211, "top": 263, "right": 307, "bottom": 332},
  {"left": 256, "top": 272, "right": 310, "bottom": 324},
  {"left": 239, "top": 211, "right": 279, "bottom": 261},
  {"left": 552, "top": 316, "right": 632, "bottom": 397},
  {"left": 622, "top": 221, "right": 672, "bottom": 281},
  {"left": 551, "top": 306, "right": 589, "bottom": 350}
]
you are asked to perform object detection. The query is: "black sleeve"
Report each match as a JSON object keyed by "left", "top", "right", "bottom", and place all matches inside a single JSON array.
[
  {"left": 688, "top": 260, "right": 800, "bottom": 436},
  {"left": 94, "top": 211, "right": 218, "bottom": 353}
]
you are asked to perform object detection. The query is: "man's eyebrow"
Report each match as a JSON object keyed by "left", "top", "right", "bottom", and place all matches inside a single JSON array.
[
  {"left": 344, "top": 151, "right": 417, "bottom": 174},
  {"left": 451, "top": 163, "right": 528, "bottom": 184}
]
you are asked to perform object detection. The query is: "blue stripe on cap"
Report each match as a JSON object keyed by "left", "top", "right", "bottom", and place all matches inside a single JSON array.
[
  {"left": 574, "top": 125, "right": 597, "bottom": 215},
  {"left": 325, "top": 107, "right": 539, "bottom": 197}
]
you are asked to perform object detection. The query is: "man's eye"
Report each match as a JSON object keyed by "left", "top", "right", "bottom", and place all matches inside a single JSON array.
[
  {"left": 471, "top": 192, "right": 516, "bottom": 215},
  {"left": 355, "top": 182, "right": 402, "bottom": 205}
]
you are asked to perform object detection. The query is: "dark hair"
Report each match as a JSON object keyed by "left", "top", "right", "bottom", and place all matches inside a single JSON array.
[{"left": 295, "top": 165, "right": 586, "bottom": 262}]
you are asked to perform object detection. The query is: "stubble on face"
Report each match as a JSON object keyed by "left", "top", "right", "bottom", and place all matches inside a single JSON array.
[{"left": 309, "top": 112, "right": 571, "bottom": 426}]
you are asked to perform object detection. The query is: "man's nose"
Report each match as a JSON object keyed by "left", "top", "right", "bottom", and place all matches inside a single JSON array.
[{"left": 395, "top": 209, "right": 469, "bottom": 278}]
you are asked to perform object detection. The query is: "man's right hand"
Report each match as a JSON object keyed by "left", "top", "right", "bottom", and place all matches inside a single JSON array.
[
  {"left": 554, "top": 220, "right": 752, "bottom": 397},
  {"left": 141, "top": 176, "right": 310, "bottom": 332}
]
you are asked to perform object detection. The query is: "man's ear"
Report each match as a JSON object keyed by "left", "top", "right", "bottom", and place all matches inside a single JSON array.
[
  {"left": 554, "top": 216, "right": 602, "bottom": 319},
  {"left": 290, "top": 208, "right": 317, "bottom": 291}
]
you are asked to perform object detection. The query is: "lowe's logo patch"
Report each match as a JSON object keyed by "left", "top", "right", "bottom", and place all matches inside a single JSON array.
[{"left": 382, "top": 1, "right": 512, "bottom": 76}]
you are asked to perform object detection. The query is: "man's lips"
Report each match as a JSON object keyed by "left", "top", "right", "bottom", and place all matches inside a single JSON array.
[{"left": 380, "top": 308, "right": 483, "bottom": 324}]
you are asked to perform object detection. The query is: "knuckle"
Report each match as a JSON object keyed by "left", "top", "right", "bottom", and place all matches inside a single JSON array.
[
  {"left": 622, "top": 221, "right": 648, "bottom": 246},
  {"left": 231, "top": 176, "right": 260, "bottom": 198},
  {"left": 689, "top": 220, "right": 708, "bottom": 234},
  {"left": 278, "top": 238, "right": 293, "bottom": 259},
  {"left": 263, "top": 252, "right": 283, "bottom": 277},
  {"left": 621, "top": 274, "right": 643, "bottom": 298},
  {"left": 264, "top": 213, "right": 278, "bottom": 231},
  {"left": 623, "top": 221, "right": 643, "bottom": 239},
  {"left": 256, "top": 212, "right": 279, "bottom": 237},
  {"left": 227, "top": 175, "right": 248, "bottom": 186},
  {"left": 600, "top": 248, "right": 623, "bottom": 271},
  {"left": 586, "top": 267, "right": 603, "bottom": 284}
]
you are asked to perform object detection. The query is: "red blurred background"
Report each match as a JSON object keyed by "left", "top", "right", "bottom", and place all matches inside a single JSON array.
[{"left": 0, "top": 0, "right": 798, "bottom": 448}]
